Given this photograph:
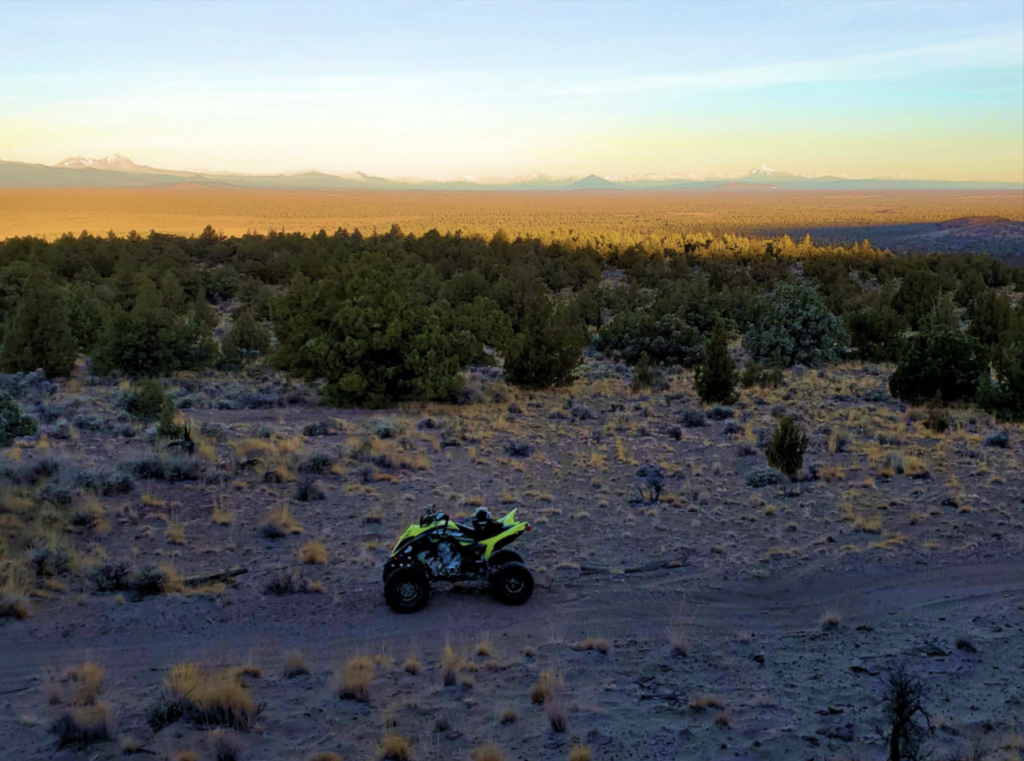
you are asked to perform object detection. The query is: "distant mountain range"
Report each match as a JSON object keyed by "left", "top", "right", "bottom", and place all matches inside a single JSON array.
[{"left": 0, "top": 155, "right": 1020, "bottom": 191}]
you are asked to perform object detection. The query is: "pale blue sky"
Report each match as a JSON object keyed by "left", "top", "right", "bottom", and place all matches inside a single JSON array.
[{"left": 1, "top": 0, "right": 1022, "bottom": 180}]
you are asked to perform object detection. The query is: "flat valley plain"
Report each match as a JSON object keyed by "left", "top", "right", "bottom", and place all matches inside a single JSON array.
[{"left": 2, "top": 188, "right": 1023, "bottom": 248}]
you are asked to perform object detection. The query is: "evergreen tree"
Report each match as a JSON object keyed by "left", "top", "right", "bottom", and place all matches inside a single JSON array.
[
  {"left": 503, "top": 294, "right": 588, "bottom": 389},
  {"left": 889, "top": 327, "right": 982, "bottom": 404},
  {"left": 0, "top": 392, "right": 37, "bottom": 446},
  {"left": 63, "top": 281, "right": 106, "bottom": 353},
  {"left": 978, "top": 333, "right": 1024, "bottom": 421},
  {"left": 221, "top": 310, "right": 271, "bottom": 367},
  {"left": 630, "top": 351, "right": 664, "bottom": 391},
  {"left": 694, "top": 320, "right": 738, "bottom": 405},
  {"left": 742, "top": 281, "right": 847, "bottom": 367},
  {"left": 0, "top": 270, "right": 78, "bottom": 377},
  {"left": 968, "top": 290, "right": 1013, "bottom": 349},
  {"left": 271, "top": 258, "right": 477, "bottom": 408},
  {"left": 766, "top": 416, "right": 807, "bottom": 477}
]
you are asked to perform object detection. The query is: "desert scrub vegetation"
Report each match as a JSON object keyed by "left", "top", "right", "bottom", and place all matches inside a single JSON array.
[
  {"left": 338, "top": 656, "right": 375, "bottom": 702},
  {"left": 283, "top": 650, "right": 309, "bottom": 677},
  {"left": 572, "top": 637, "right": 613, "bottom": 654},
  {"left": 472, "top": 743, "right": 506, "bottom": 761},
  {"left": 376, "top": 733, "right": 413, "bottom": 761},
  {"left": 48, "top": 662, "right": 114, "bottom": 749},
  {"left": 148, "top": 663, "right": 262, "bottom": 731},
  {"left": 261, "top": 505, "right": 303, "bottom": 538},
  {"left": 530, "top": 671, "right": 564, "bottom": 704},
  {"left": 298, "top": 541, "right": 328, "bottom": 564},
  {"left": 0, "top": 225, "right": 1017, "bottom": 426}
]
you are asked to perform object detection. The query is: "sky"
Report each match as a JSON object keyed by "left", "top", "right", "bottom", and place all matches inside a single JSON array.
[{"left": 1, "top": 0, "right": 1022, "bottom": 182}]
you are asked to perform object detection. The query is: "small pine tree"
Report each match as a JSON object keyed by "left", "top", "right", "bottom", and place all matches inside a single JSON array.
[
  {"left": 694, "top": 321, "right": 737, "bottom": 404},
  {"left": 504, "top": 295, "right": 588, "bottom": 389},
  {"left": 221, "top": 309, "right": 271, "bottom": 367},
  {"left": 0, "top": 393, "right": 37, "bottom": 446},
  {"left": 128, "top": 379, "right": 175, "bottom": 424},
  {"left": 630, "top": 352, "right": 664, "bottom": 391},
  {"left": 0, "top": 270, "right": 78, "bottom": 378},
  {"left": 766, "top": 416, "right": 808, "bottom": 478}
]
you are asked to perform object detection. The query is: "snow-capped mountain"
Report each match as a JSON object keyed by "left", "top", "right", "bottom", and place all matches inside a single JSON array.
[
  {"left": 56, "top": 154, "right": 146, "bottom": 172},
  {"left": 0, "top": 156, "right": 1017, "bottom": 191}
]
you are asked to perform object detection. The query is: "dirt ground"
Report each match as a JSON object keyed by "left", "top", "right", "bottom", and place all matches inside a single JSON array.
[{"left": 1, "top": 361, "right": 1022, "bottom": 761}]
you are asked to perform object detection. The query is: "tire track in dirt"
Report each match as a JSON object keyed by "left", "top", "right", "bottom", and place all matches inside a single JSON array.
[{"left": 1, "top": 555, "right": 1018, "bottom": 694}]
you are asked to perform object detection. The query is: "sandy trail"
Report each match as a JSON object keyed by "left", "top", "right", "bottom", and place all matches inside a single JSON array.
[{"left": 2, "top": 555, "right": 1018, "bottom": 690}]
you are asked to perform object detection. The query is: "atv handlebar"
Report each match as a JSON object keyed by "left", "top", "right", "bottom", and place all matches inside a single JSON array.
[{"left": 420, "top": 505, "right": 449, "bottom": 528}]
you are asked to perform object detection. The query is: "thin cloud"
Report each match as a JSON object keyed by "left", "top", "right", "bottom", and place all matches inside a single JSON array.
[{"left": 536, "top": 32, "right": 1024, "bottom": 96}]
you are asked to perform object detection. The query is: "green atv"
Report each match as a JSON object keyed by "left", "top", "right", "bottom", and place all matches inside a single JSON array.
[{"left": 383, "top": 505, "right": 534, "bottom": 613}]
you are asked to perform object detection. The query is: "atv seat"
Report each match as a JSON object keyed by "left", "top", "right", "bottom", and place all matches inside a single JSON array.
[{"left": 454, "top": 520, "right": 506, "bottom": 540}]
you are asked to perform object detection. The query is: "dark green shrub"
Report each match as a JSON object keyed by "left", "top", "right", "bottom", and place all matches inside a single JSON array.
[
  {"left": 679, "top": 407, "right": 706, "bottom": 427},
  {"left": 272, "top": 265, "right": 477, "bottom": 407},
  {"left": 127, "top": 379, "right": 174, "bottom": 423},
  {"left": 889, "top": 329, "right": 982, "bottom": 404},
  {"left": 983, "top": 430, "right": 1010, "bottom": 448},
  {"left": 765, "top": 416, "right": 808, "bottom": 477},
  {"left": 694, "top": 321, "right": 738, "bottom": 405},
  {"left": 91, "top": 560, "right": 132, "bottom": 592},
  {"left": 892, "top": 269, "right": 940, "bottom": 330},
  {"left": 0, "top": 270, "right": 78, "bottom": 378},
  {"left": 92, "top": 274, "right": 219, "bottom": 377},
  {"left": 977, "top": 327, "right": 1024, "bottom": 421},
  {"left": 846, "top": 304, "right": 906, "bottom": 362},
  {"left": 220, "top": 310, "right": 271, "bottom": 367},
  {"left": 0, "top": 392, "right": 37, "bottom": 445},
  {"left": 630, "top": 352, "right": 665, "bottom": 391},
  {"left": 595, "top": 311, "right": 702, "bottom": 367},
  {"left": 967, "top": 290, "right": 1013, "bottom": 349},
  {"left": 746, "top": 467, "right": 784, "bottom": 488},
  {"left": 132, "top": 565, "right": 170, "bottom": 595},
  {"left": 706, "top": 405, "right": 734, "bottom": 420},
  {"left": 503, "top": 296, "right": 587, "bottom": 389},
  {"left": 294, "top": 472, "right": 324, "bottom": 501},
  {"left": 743, "top": 281, "right": 847, "bottom": 367}
]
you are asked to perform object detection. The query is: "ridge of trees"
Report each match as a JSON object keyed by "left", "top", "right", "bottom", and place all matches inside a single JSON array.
[{"left": 0, "top": 225, "right": 1020, "bottom": 416}]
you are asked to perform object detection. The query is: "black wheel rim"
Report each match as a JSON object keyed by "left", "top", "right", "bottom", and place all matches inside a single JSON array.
[
  {"left": 503, "top": 575, "right": 524, "bottom": 595},
  {"left": 397, "top": 579, "right": 421, "bottom": 604}
]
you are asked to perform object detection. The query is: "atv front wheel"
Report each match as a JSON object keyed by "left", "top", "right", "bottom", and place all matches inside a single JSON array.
[
  {"left": 491, "top": 561, "right": 534, "bottom": 605},
  {"left": 384, "top": 567, "right": 430, "bottom": 613}
]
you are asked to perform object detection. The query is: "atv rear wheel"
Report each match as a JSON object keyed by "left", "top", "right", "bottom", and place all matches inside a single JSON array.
[
  {"left": 384, "top": 567, "right": 430, "bottom": 613},
  {"left": 491, "top": 561, "right": 533, "bottom": 605},
  {"left": 488, "top": 549, "right": 524, "bottom": 568}
]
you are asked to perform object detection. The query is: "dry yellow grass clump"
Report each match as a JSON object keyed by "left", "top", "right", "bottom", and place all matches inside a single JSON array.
[
  {"left": 164, "top": 663, "right": 260, "bottom": 730},
  {"left": 211, "top": 496, "right": 234, "bottom": 525},
  {"left": 689, "top": 693, "right": 724, "bottom": 711},
  {"left": 262, "top": 505, "right": 303, "bottom": 538},
  {"left": 48, "top": 662, "right": 115, "bottom": 747},
  {"left": 472, "top": 743, "right": 505, "bottom": 761},
  {"left": 568, "top": 746, "right": 594, "bottom": 761},
  {"left": 441, "top": 640, "right": 463, "bottom": 687},
  {"left": 572, "top": 637, "right": 612, "bottom": 654},
  {"left": 530, "top": 671, "right": 563, "bottom": 704},
  {"left": 339, "top": 656, "right": 375, "bottom": 702},
  {"left": 283, "top": 650, "right": 309, "bottom": 677},
  {"left": 377, "top": 733, "right": 412, "bottom": 761},
  {"left": 298, "top": 541, "right": 328, "bottom": 564}
]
